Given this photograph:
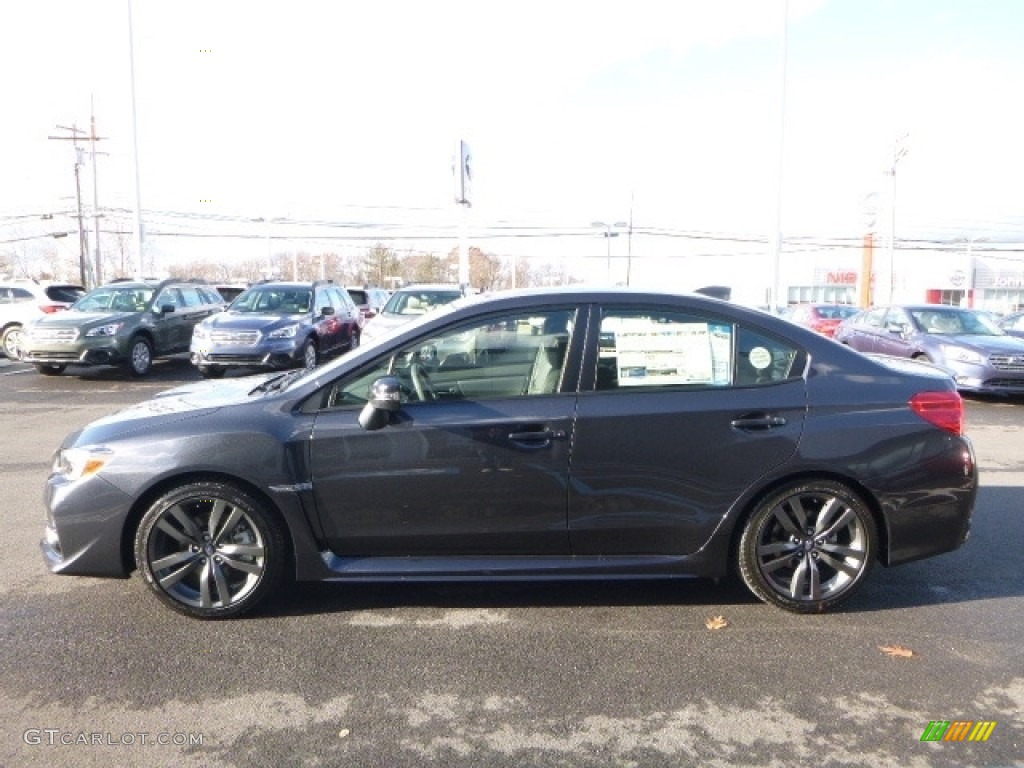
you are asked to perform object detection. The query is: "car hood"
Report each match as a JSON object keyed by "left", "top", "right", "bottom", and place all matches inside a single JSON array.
[
  {"left": 30, "top": 310, "right": 137, "bottom": 330},
  {"left": 931, "top": 333, "right": 1024, "bottom": 354},
  {"left": 361, "top": 312, "right": 416, "bottom": 340},
  {"left": 76, "top": 374, "right": 277, "bottom": 443},
  {"left": 201, "top": 312, "right": 307, "bottom": 332}
]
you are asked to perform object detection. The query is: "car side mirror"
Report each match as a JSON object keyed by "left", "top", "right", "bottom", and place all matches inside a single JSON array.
[
  {"left": 157, "top": 304, "right": 176, "bottom": 315},
  {"left": 358, "top": 375, "right": 402, "bottom": 431},
  {"left": 321, "top": 305, "right": 335, "bottom": 317},
  {"left": 885, "top": 321, "right": 906, "bottom": 335}
]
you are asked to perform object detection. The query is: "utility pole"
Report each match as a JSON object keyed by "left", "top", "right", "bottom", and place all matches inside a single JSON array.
[
  {"left": 49, "top": 119, "right": 105, "bottom": 287},
  {"left": 48, "top": 125, "right": 90, "bottom": 287},
  {"left": 89, "top": 98, "right": 107, "bottom": 284}
]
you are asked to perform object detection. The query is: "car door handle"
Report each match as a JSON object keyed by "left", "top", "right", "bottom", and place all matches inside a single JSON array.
[
  {"left": 508, "top": 428, "right": 568, "bottom": 447},
  {"left": 730, "top": 415, "right": 787, "bottom": 431}
]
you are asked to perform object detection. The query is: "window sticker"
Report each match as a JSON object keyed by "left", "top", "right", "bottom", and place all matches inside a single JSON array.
[
  {"left": 748, "top": 346, "right": 772, "bottom": 370},
  {"left": 612, "top": 320, "right": 733, "bottom": 387}
]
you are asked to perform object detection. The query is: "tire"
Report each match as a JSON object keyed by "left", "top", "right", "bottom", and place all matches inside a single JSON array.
[
  {"left": 198, "top": 366, "right": 226, "bottom": 379},
  {"left": 738, "top": 480, "right": 877, "bottom": 613},
  {"left": 1, "top": 324, "right": 23, "bottom": 359},
  {"left": 35, "top": 364, "right": 66, "bottom": 376},
  {"left": 301, "top": 338, "right": 318, "bottom": 370},
  {"left": 125, "top": 336, "right": 153, "bottom": 377},
  {"left": 349, "top": 331, "right": 360, "bottom": 352},
  {"left": 133, "top": 481, "right": 285, "bottom": 619}
]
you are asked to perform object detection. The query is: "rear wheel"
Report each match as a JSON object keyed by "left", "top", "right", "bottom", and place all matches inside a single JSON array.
[
  {"left": 1, "top": 324, "right": 23, "bottom": 359},
  {"left": 125, "top": 336, "right": 153, "bottom": 377},
  {"left": 134, "top": 481, "right": 285, "bottom": 619},
  {"left": 738, "top": 480, "right": 876, "bottom": 613}
]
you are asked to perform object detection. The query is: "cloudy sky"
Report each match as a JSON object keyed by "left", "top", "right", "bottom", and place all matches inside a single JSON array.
[{"left": 3, "top": 0, "right": 1023, "bottom": 281}]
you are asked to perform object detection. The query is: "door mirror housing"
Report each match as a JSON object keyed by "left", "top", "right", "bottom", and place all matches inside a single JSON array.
[{"left": 358, "top": 376, "right": 402, "bottom": 431}]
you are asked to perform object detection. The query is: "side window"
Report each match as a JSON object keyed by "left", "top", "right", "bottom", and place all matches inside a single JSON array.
[
  {"left": 12, "top": 288, "right": 34, "bottom": 303},
  {"left": 596, "top": 309, "right": 801, "bottom": 390},
  {"left": 735, "top": 327, "right": 801, "bottom": 386},
  {"left": 180, "top": 287, "right": 203, "bottom": 307},
  {"left": 328, "top": 286, "right": 350, "bottom": 312},
  {"left": 325, "top": 308, "right": 576, "bottom": 408},
  {"left": 337, "top": 287, "right": 355, "bottom": 310},
  {"left": 862, "top": 308, "right": 887, "bottom": 328},
  {"left": 597, "top": 310, "right": 733, "bottom": 390},
  {"left": 197, "top": 287, "right": 222, "bottom": 305},
  {"left": 155, "top": 288, "right": 183, "bottom": 309}
]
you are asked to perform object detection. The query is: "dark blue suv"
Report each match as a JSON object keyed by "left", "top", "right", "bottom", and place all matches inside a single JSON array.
[{"left": 190, "top": 281, "right": 360, "bottom": 377}]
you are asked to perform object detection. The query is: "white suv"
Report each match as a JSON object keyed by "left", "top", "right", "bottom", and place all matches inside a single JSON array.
[{"left": 0, "top": 279, "right": 85, "bottom": 359}]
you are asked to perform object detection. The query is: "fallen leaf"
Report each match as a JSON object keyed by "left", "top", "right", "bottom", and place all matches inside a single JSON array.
[
  {"left": 879, "top": 644, "right": 914, "bottom": 658},
  {"left": 705, "top": 615, "right": 729, "bottom": 630},
  {"left": 338, "top": 728, "right": 350, "bottom": 739}
]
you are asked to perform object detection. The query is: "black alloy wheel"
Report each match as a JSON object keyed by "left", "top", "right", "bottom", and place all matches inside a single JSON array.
[
  {"left": 738, "top": 480, "right": 877, "bottom": 613},
  {"left": 134, "top": 481, "right": 286, "bottom": 619}
]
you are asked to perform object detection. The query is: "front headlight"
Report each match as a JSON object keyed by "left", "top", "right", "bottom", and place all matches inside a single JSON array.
[
  {"left": 941, "top": 345, "right": 986, "bottom": 366},
  {"left": 86, "top": 322, "right": 124, "bottom": 338},
  {"left": 52, "top": 446, "right": 114, "bottom": 481},
  {"left": 268, "top": 324, "right": 299, "bottom": 339}
]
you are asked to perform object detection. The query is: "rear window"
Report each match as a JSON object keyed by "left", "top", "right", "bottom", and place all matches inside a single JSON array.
[
  {"left": 45, "top": 285, "right": 85, "bottom": 303},
  {"left": 347, "top": 289, "right": 368, "bottom": 305}
]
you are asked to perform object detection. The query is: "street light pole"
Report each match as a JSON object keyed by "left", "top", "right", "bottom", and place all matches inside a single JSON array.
[{"left": 885, "top": 134, "right": 908, "bottom": 304}]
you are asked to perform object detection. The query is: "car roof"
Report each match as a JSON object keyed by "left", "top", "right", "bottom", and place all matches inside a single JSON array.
[{"left": 393, "top": 283, "right": 464, "bottom": 292}]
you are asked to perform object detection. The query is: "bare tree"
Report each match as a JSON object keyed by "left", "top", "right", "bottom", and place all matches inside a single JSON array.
[{"left": 361, "top": 243, "right": 401, "bottom": 287}]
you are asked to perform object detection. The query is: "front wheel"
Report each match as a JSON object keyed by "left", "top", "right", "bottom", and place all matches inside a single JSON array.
[
  {"left": 198, "top": 365, "right": 226, "bottom": 379},
  {"left": 125, "top": 336, "right": 153, "bottom": 377},
  {"left": 300, "top": 338, "right": 318, "bottom": 370},
  {"left": 35, "top": 364, "right": 66, "bottom": 376},
  {"left": 738, "top": 480, "right": 877, "bottom": 613},
  {"left": 134, "top": 481, "right": 286, "bottom": 619}
]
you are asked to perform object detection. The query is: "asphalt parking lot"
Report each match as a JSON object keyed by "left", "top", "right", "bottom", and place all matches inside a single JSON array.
[{"left": 1, "top": 354, "right": 1022, "bottom": 768}]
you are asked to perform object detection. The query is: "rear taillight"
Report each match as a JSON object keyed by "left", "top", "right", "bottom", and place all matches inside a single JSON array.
[
  {"left": 39, "top": 304, "right": 66, "bottom": 314},
  {"left": 909, "top": 391, "right": 964, "bottom": 436}
]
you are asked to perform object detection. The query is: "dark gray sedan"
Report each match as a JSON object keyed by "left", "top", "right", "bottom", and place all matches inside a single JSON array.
[
  {"left": 834, "top": 304, "right": 1024, "bottom": 395},
  {"left": 42, "top": 288, "right": 976, "bottom": 619}
]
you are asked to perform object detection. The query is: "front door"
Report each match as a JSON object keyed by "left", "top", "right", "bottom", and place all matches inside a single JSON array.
[{"left": 308, "top": 307, "right": 580, "bottom": 556}]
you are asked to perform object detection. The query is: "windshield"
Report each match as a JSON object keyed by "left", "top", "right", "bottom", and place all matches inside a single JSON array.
[
  {"left": 910, "top": 308, "right": 1005, "bottom": 336},
  {"left": 382, "top": 289, "right": 462, "bottom": 316},
  {"left": 73, "top": 287, "right": 154, "bottom": 313},
  {"left": 231, "top": 288, "right": 312, "bottom": 314}
]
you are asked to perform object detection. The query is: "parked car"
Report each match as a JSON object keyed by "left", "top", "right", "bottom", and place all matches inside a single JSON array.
[
  {"left": 359, "top": 283, "right": 466, "bottom": 344},
  {"left": 0, "top": 279, "right": 85, "bottom": 359},
  {"left": 19, "top": 278, "right": 223, "bottom": 376},
  {"left": 779, "top": 303, "right": 859, "bottom": 338},
  {"left": 42, "top": 287, "right": 976, "bottom": 619},
  {"left": 189, "top": 280, "right": 360, "bottom": 377},
  {"left": 834, "top": 304, "right": 1024, "bottom": 395},
  {"left": 997, "top": 310, "right": 1024, "bottom": 339},
  {"left": 346, "top": 286, "right": 391, "bottom": 323}
]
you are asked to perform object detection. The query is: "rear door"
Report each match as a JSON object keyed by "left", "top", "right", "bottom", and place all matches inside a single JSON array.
[{"left": 568, "top": 303, "right": 808, "bottom": 555}]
